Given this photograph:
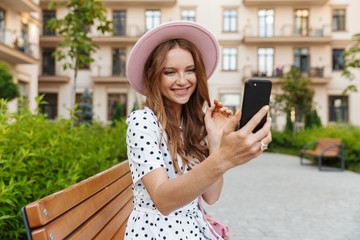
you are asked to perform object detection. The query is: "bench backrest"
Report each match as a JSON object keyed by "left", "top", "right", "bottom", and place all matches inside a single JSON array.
[
  {"left": 22, "top": 160, "right": 133, "bottom": 240},
  {"left": 315, "top": 138, "right": 342, "bottom": 156}
]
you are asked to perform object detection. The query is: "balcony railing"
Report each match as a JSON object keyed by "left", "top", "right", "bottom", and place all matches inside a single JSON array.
[
  {"left": 91, "top": 64, "right": 128, "bottom": 83},
  {"left": 243, "top": 65, "right": 331, "bottom": 84},
  {"left": 244, "top": 24, "right": 331, "bottom": 38},
  {"left": 243, "top": 0, "right": 328, "bottom": 6},
  {"left": 0, "top": 28, "right": 38, "bottom": 60}
]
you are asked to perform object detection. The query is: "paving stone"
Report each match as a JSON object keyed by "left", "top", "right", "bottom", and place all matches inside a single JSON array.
[{"left": 203, "top": 153, "right": 360, "bottom": 240}]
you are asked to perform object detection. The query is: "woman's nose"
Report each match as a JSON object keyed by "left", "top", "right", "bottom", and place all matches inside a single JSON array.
[{"left": 176, "top": 72, "right": 187, "bottom": 84}]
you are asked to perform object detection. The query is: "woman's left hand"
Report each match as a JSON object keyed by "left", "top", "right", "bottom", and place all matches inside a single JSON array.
[{"left": 205, "top": 99, "right": 233, "bottom": 153}]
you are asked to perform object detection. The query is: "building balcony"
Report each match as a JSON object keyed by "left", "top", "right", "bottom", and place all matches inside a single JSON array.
[
  {"left": 38, "top": 75, "right": 70, "bottom": 83},
  {"left": 243, "top": 24, "right": 331, "bottom": 44},
  {"left": 40, "top": 0, "right": 176, "bottom": 8},
  {"left": 91, "top": 64, "right": 129, "bottom": 84},
  {"left": 242, "top": 65, "right": 331, "bottom": 85},
  {"left": 243, "top": 0, "right": 328, "bottom": 6},
  {"left": 0, "top": 29, "right": 38, "bottom": 64},
  {"left": 2, "top": 0, "right": 40, "bottom": 13},
  {"left": 40, "top": 25, "right": 145, "bottom": 46}
]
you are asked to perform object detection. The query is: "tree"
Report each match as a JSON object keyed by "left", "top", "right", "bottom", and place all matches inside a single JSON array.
[
  {"left": 0, "top": 62, "right": 19, "bottom": 101},
  {"left": 275, "top": 68, "right": 315, "bottom": 123},
  {"left": 342, "top": 33, "right": 360, "bottom": 93},
  {"left": 47, "top": 0, "right": 113, "bottom": 111},
  {"left": 77, "top": 88, "right": 94, "bottom": 124}
]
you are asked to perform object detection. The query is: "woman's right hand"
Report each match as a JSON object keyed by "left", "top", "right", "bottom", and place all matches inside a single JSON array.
[{"left": 216, "top": 105, "right": 272, "bottom": 169}]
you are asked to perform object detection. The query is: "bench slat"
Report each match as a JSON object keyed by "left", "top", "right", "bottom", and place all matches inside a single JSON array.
[
  {"left": 30, "top": 171, "right": 132, "bottom": 240},
  {"left": 112, "top": 216, "right": 130, "bottom": 240},
  {"left": 95, "top": 197, "right": 134, "bottom": 240},
  {"left": 314, "top": 138, "right": 342, "bottom": 156},
  {"left": 26, "top": 161, "right": 130, "bottom": 228},
  {"left": 68, "top": 186, "right": 133, "bottom": 240}
]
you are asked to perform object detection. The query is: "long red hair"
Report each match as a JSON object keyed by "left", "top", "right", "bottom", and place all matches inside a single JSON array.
[{"left": 144, "top": 39, "right": 211, "bottom": 173}]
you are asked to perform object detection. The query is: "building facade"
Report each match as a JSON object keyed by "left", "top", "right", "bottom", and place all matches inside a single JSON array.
[
  {"left": 26, "top": 0, "right": 360, "bottom": 127},
  {"left": 0, "top": 0, "right": 40, "bottom": 112}
]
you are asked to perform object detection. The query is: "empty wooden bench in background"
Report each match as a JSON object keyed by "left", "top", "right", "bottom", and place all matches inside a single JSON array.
[
  {"left": 300, "top": 138, "right": 345, "bottom": 171},
  {"left": 21, "top": 160, "right": 133, "bottom": 240}
]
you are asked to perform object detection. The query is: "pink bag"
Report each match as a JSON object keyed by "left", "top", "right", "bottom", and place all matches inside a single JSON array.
[{"left": 198, "top": 197, "right": 229, "bottom": 240}]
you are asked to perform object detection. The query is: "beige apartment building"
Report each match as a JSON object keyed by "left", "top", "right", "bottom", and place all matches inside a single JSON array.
[
  {"left": 0, "top": 0, "right": 40, "bottom": 112},
  {"left": 3, "top": 0, "right": 360, "bottom": 129}
]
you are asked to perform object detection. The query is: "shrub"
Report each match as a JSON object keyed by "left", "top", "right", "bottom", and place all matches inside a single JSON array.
[
  {"left": 0, "top": 98, "right": 128, "bottom": 239},
  {"left": 270, "top": 124, "right": 360, "bottom": 172}
]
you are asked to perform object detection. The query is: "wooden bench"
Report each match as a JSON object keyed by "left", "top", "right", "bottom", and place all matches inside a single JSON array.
[
  {"left": 21, "top": 160, "right": 133, "bottom": 240},
  {"left": 300, "top": 138, "right": 345, "bottom": 171}
]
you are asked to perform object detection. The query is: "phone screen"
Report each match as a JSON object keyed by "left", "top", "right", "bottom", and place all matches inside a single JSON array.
[{"left": 239, "top": 79, "right": 272, "bottom": 133}]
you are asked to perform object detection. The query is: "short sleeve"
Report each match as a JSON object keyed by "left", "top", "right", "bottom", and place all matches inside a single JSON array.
[{"left": 126, "top": 109, "right": 166, "bottom": 184}]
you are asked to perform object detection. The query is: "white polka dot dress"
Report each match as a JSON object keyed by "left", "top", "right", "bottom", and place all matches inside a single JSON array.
[{"left": 125, "top": 108, "right": 223, "bottom": 240}]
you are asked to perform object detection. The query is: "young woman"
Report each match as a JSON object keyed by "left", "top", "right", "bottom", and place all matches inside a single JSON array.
[{"left": 125, "top": 21, "right": 272, "bottom": 239}]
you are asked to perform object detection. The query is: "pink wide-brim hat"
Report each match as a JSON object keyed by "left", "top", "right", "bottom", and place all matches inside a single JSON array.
[{"left": 126, "top": 21, "right": 220, "bottom": 95}]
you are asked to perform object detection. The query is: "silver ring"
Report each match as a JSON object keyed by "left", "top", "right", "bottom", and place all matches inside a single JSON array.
[{"left": 260, "top": 141, "right": 268, "bottom": 151}]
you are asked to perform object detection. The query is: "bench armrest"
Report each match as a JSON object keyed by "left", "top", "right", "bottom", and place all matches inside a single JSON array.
[
  {"left": 320, "top": 144, "right": 345, "bottom": 157},
  {"left": 301, "top": 141, "right": 317, "bottom": 152}
]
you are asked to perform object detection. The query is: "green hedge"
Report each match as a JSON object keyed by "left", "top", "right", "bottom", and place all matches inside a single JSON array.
[
  {"left": 0, "top": 99, "right": 128, "bottom": 239},
  {"left": 268, "top": 125, "right": 360, "bottom": 172}
]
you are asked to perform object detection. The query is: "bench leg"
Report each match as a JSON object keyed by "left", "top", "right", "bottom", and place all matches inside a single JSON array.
[{"left": 318, "top": 156, "right": 322, "bottom": 171}]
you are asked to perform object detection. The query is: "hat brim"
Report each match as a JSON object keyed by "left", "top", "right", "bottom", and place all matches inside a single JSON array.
[{"left": 127, "top": 21, "right": 220, "bottom": 95}]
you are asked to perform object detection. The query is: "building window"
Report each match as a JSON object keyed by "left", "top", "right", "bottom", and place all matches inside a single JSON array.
[
  {"left": 294, "top": 9, "right": 309, "bottom": 36},
  {"left": 112, "top": 48, "right": 126, "bottom": 77},
  {"left": 332, "top": 49, "right": 345, "bottom": 71},
  {"left": 43, "top": 10, "right": 56, "bottom": 35},
  {"left": 0, "top": 8, "right": 5, "bottom": 29},
  {"left": 294, "top": 48, "right": 309, "bottom": 73},
  {"left": 223, "top": 48, "right": 237, "bottom": 71},
  {"left": 258, "top": 9, "right": 274, "bottom": 37},
  {"left": 18, "top": 81, "right": 29, "bottom": 111},
  {"left": 78, "top": 52, "right": 90, "bottom": 69},
  {"left": 258, "top": 48, "right": 274, "bottom": 77},
  {"left": 181, "top": 9, "right": 196, "bottom": 22},
  {"left": 329, "top": 96, "right": 348, "bottom": 123},
  {"left": 42, "top": 48, "right": 55, "bottom": 75},
  {"left": 219, "top": 93, "right": 240, "bottom": 114},
  {"left": 39, "top": 93, "right": 58, "bottom": 119},
  {"left": 108, "top": 93, "right": 127, "bottom": 121},
  {"left": 113, "top": 10, "right": 126, "bottom": 36},
  {"left": 332, "top": 9, "right": 345, "bottom": 31},
  {"left": 145, "top": 10, "right": 161, "bottom": 31},
  {"left": 223, "top": 9, "right": 237, "bottom": 32}
]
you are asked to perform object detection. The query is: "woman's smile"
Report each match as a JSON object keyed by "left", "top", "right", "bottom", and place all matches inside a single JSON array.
[{"left": 160, "top": 46, "right": 197, "bottom": 110}]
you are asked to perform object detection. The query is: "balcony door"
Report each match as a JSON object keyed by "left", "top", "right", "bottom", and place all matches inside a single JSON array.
[
  {"left": 258, "top": 9, "right": 274, "bottom": 37},
  {"left": 294, "top": 9, "right": 309, "bottom": 36},
  {"left": 113, "top": 10, "right": 126, "bottom": 36},
  {"left": 294, "top": 48, "right": 309, "bottom": 73}
]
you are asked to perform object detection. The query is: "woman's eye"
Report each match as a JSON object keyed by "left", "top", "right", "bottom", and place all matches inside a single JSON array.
[
  {"left": 164, "top": 71, "right": 175, "bottom": 75},
  {"left": 187, "top": 68, "right": 195, "bottom": 72}
]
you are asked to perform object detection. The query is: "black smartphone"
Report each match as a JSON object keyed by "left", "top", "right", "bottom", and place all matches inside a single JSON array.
[{"left": 239, "top": 79, "right": 272, "bottom": 133}]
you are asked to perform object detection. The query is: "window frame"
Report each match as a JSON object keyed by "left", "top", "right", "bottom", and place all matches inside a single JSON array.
[
  {"left": 222, "top": 47, "right": 238, "bottom": 71},
  {"left": 332, "top": 49, "right": 345, "bottom": 71},
  {"left": 332, "top": 8, "right": 346, "bottom": 31},
  {"left": 258, "top": 9, "right": 274, "bottom": 37},
  {"left": 42, "top": 48, "right": 56, "bottom": 76},
  {"left": 257, "top": 47, "right": 274, "bottom": 77},
  {"left": 145, "top": 10, "right": 161, "bottom": 32},
  {"left": 43, "top": 10, "right": 56, "bottom": 36},
  {"left": 223, "top": 9, "right": 238, "bottom": 33},
  {"left": 329, "top": 95, "right": 348, "bottom": 123},
  {"left": 113, "top": 10, "right": 126, "bottom": 36},
  {"left": 0, "top": 8, "right": 5, "bottom": 30},
  {"left": 181, "top": 9, "right": 196, "bottom": 22},
  {"left": 107, "top": 93, "right": 127, "bottom": 121}
]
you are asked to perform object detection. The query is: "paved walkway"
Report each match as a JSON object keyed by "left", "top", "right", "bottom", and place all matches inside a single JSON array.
[{"left": 203, "top": 153, "right": 360, "bottom": 240}]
